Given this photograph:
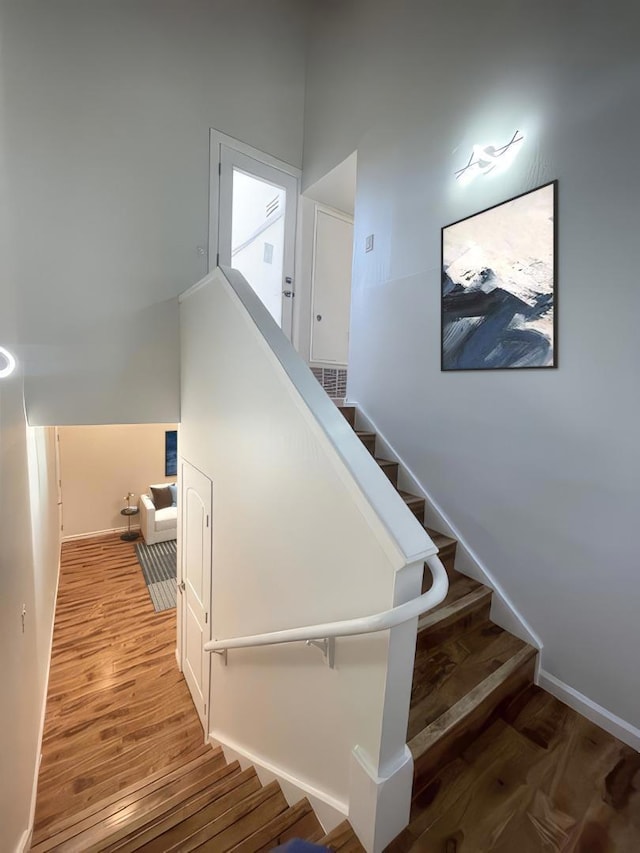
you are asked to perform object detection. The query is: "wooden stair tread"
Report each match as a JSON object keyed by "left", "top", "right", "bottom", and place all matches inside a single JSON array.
[
  {"left": 161, "top": 779, "right": 288, "bottom": 852},
  {"left": 397, "top": 491, "right": 424, "bottom": 507},
  {"left": 306, "top": 827, "right": 326, "bottom": 844},
  {"left": 30, "top": 747, "right": 220, "bottom": 848},
  {"left": 228, "top": 797, "right": 322, "bottom": 853},
  {"left": 355, "top": 430, "right": 376, "bottom": 455},
  {"left": 338, "top": 406, "right": 356, "bottom": 426},
  {"left": 416, "top": 585, "right": 492, "bottom": 646},
  {"left": 375, "top": 458, "right": 399, "bottom": 485},
  {"left": 32, "top": 757, "right": 241, "bottom": 853},
  {"left": 111, "top": 767, "right": 262, "bottom": 853},
  {"left": 409, "top": 644, "right": 537, "bottom": 763},
  {"left": 424, "top": 527, "right": 456, "bottom": 554},
  {"left": 393, "top": 690, "right": 640, "bottom": 851},
  {"left": 408, "top": 620, "right": 529, "bottom": 740},
  {"left": 319, "top": 820, "right": 366, "bottom": 852}
]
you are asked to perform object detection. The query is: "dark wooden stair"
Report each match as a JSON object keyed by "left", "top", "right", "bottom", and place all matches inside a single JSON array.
[
  {"left": 337, "top": 404, "right": 539, "bottom": 820},
  {"left": 30, "top": 747, "right": 364, "bottom": 852}
]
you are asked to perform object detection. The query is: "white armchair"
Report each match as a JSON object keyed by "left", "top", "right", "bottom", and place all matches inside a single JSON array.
[{"left": 139, "top": 483, "right": 177, "bottom": 545}]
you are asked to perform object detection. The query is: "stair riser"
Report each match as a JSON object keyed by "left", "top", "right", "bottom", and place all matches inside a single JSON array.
[
  {"left": 416, "top": 598, "right": 492, "bottom": 649},
  {"left": 408, "top": 502, "right": 425, "bottom": 522},
  {"left": 412, "top": 654, "right": 536, "bottom": 800},
  {"left": 358, "top": 434, "right": 376, "bottom": 455},
  {"left": 338, "top": 406, "right": 356, "bottom": 427},
  {"left": 378, "top": 462, "right": 399, "bottom": 488}
]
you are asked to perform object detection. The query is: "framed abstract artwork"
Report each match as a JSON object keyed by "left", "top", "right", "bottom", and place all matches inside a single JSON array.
[
  {"left": 441, "top": 180, "right": 557, "bottom": 370},
  {"left": 165, "top": 430, "right": 178, "bottom": 477}
]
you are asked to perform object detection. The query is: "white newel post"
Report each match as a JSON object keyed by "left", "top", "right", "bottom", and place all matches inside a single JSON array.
[{"left": 347, "top": 559, "right": 424, "bottom": 852}]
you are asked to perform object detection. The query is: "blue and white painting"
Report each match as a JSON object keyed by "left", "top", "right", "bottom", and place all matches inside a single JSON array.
[{"left": 441, "top": 182, "right": 556, "bottom": 370}]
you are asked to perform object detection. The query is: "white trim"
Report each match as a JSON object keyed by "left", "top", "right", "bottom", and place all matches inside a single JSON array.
[
  {"left": 61, "top": 525, "right": 141, "bottom": 543},
  {"left": 349, "top": 745, "right": 413, "bottom": 853},
  {"left": 537, "top": 669, "right": 640, "bottom": 752},
  {"left": 208, "top": 729, "right": 346, "bottom": 833},
  {"left": 208, "top": 129, "right": 301, "bottom": 276},
  {"left": 16, "top": 829, "right": 32, "bottom": 853},
  {"left": 211, "top": 129, "right": 301, "bottom": 177},
  {"left": 349, "top": 399, "right": 542, "bottom": 650},
  {"left": 20, "top": 551, "right": 62, "bottom": 852}
]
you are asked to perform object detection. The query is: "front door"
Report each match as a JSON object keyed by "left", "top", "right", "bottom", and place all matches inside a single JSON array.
[
  {"left": 216, "top": 144, "right": 298, "bottom": 339},
  {"left": 180, "top": 461, "right": 212, "bottom": 734}
]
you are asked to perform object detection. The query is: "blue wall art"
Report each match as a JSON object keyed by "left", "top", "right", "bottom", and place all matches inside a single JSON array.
[
  {"left": 441, "top": 181, "right": 557, "bottom": 370},
  {"left": 165, "top": 429, "right": 178, "bottom": 477}
]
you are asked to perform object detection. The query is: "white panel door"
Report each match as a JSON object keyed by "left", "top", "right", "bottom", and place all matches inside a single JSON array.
[
  {"left": 180, "top": 461, "right": 212, "bottom": 734},
  {"left": 310, "top": 206, "right": 354, "bottom": 364},
  {"left": 217, "top": 145, "right": 298, "bottom": 340}
]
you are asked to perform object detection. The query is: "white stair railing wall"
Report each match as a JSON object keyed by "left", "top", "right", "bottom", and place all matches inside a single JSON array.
[{"left": 178, "top": 267, "right": 446, "bottom": 852}]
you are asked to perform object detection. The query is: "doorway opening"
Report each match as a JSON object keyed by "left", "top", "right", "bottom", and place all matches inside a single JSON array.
[{"left": 299, "top": 151, "right": 357, "bottom": 403}]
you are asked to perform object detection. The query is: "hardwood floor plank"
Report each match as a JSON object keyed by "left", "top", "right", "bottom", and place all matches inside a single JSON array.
[
  {"left": 32, "top": 755, "right": 233, "bottom": 853},
  {"left": 30, "top": 750, "right": 219, "bottom": 848},
  {"left": 121, "top": 769, "right": 261, "bottom": 853},
  {"left": 229, "top": 799, "right": 320, "bottom": 853},
  {"left": 33, "top": 534, "right": 205, "bottom": 837},
  {"left": 159, "top": 782, "right": 287, "bottom": 852},
  {"left": 320, "top": 820, "right": 366, "bottom": 852},
  {"left": 409, "top": 646, "right": 537, "bottom": 791}
]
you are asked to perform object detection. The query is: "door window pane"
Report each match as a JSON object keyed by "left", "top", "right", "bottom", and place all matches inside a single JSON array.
[{"left": 231, "top": 169, "right": 286, "bottom": 326}]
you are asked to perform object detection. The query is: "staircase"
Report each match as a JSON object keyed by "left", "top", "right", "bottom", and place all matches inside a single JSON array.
[
  {"left": 338, "top": 405, "right": 538, "bottom": 804},
  {"left": 30, "top": 745, "right": 363, "bottom": 852}
]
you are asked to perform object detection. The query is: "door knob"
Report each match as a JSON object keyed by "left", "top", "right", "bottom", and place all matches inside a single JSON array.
[{"left": 316, "top": 314, "right": 322, "bottom": 321}]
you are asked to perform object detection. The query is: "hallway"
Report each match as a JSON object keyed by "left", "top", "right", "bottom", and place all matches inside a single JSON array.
[{"left": 33, "top": 534, "right": 205, "bottom": 840}]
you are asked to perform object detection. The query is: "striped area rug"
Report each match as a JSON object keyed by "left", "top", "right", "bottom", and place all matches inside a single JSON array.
[{"left": 135, "top": 539, "right": 177, "bottom": 612}]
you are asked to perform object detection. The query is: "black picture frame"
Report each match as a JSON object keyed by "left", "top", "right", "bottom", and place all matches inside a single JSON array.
[
  {"left": 441, "top": 180, "right": 558, "bottom": 371},
  {"left": 165, "top": 430, "right": 178, "bottom": 477}
]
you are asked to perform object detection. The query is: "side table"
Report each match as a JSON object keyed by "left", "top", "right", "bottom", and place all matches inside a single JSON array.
[{"left": 120, "top": 506, "right": 140, "bottom": 541}]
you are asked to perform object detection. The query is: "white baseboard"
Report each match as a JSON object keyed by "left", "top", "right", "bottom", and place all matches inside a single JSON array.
[
  {"left": 348, "top": 400, "right": 542, "bottom": 651},
  {"left": 16, "top": 828, "right": 32, "bottom": 853},
  {"left": 62, "top": 524, "right": 140, "bottom": 542},
  {"left": 537, "top": 669, "right": 640, "bottom": 752},
  {"left": 19, "top": 553, "right": 62, "bottom": 852},
  {"left": 208, "top": 729, "right": 347, "bottom": 833}
]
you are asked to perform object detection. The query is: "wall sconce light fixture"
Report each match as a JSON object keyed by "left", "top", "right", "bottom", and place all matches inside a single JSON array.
[
  {"left": 0, "top": 346, "right": 16, "bottom": 379},
  {"left": 455, "top": 130, "right": 524, "bottom": 185}
]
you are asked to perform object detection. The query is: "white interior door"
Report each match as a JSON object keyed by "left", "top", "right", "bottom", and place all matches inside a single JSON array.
[
  {"left": 217, "top": 144, "right": 298, "bottom": 339},
  {"left": 180, "top": 461, "right": 212, "bottom": 734},
  {"left": 310, "top": 206, "right": 354, "bottom": 364}
]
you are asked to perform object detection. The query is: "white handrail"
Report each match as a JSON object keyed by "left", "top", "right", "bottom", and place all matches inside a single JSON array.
[{"left": 204, "top": 554, "right": 449, "bottom": 656}]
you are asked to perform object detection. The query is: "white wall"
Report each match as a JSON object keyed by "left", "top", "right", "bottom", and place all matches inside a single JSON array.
[
  {"left": 57, "top": 423, "right": 177, "bottom": 538},
  {"left": 0, "top": 0, "right": 309, "bottom": 426},
  {"left": 0, "top": 378, "right": 60, "bottom": 852},
  {"left": 180, "top": 269, "right": 438, "bottom": 851},
  {"left": 302, "top": 0, "right": 640, "bottom": 730}
]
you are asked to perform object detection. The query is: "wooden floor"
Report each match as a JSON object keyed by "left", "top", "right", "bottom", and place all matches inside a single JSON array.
[
  {"left": 33, "top": 534, "right": 205, "bottom": 839},
  {"left": 389, "top": 684, "right": 640, "bottom": 852}
]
